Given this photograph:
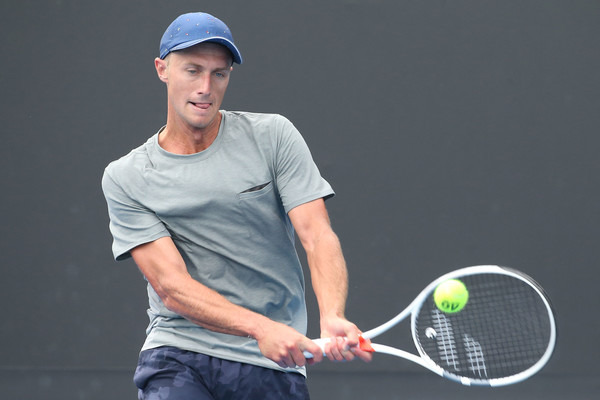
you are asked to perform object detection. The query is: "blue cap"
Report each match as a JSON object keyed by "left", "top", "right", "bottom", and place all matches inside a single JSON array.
[{"left": 159, "top": 12, "right": 242, "bottom": 64}]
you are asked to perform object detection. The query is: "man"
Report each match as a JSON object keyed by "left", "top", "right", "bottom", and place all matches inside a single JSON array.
[{"left": 102, "top": 12, "right": 371, "bottom": 399}]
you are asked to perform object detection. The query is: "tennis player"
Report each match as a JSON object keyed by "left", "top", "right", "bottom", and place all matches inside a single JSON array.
[{"left": 101, "top": 11, "right": 371, "bottom": 400}]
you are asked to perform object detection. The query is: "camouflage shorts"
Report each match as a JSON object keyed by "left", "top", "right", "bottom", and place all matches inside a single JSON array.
[{"left": 134, "top": 346, "right": 311, "bottom": 400}]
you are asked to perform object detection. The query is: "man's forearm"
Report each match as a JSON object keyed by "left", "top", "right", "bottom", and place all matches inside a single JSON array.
[
  {"left": 306, "top": 229, "right": 349, "bottom": 319},
  {"left": 158, "top": 272, "right": 270, "bottom": 337},
  {"left": 132, "top": 237, "right": 268, "bottom": 339}
]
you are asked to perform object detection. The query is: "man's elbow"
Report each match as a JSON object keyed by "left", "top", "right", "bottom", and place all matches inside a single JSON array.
[{"left": 151, "top": 275, "right": 187, "bottom": 313}]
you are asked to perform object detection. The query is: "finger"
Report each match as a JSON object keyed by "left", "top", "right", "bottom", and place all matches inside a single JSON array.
[
  {"left": 350, "top": 346, "right": 374, "bottom": 362},
  {"left": 327, "top": 337, "right": 345, "bottom": 361},
  {"left": 300, "top": 341, "right": 324, "bottom": 363},
  {"left": 288, "top": 336, "right": 327, "bottom": 367},
  {"left": 343, "top": 329, "right": 360, "bottom": 347},
  {"left": 338, "top": 336, "right": 356, "bottom": 361},
  {"left": 349, "top": 336, "right": 374, "bottom": 362},
  {"left": 277, "top": 353, "right": 296, "bottom": 369},
  {"left": 340, "top": 346, "right": 355, "bottom": 361},
  {"left": 289, "top": 346, "right": 310, "bottom": 367}
]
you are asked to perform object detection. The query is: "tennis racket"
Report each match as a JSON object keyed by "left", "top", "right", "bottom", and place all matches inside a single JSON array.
[{"left": 306, "top": 265, "right": 556, "bottom": 387}]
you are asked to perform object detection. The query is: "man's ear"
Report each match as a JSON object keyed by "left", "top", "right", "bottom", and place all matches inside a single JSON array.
[{"left": 155, "top": 57, "right": 168, "bottom": 83}]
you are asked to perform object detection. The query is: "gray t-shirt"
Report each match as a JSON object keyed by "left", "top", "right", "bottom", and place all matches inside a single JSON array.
[{"left": 102, "top": 111, "right": 334, "bottom": 374}]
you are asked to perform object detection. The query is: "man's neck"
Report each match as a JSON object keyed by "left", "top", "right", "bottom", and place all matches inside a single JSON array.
[{"left": 159, "top": 112, "right": 222, "bottom": 154}]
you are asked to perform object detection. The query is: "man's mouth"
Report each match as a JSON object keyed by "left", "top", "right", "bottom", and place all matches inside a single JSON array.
[{"left": 190, "top": 102, "right": 211, "bottom": 110}]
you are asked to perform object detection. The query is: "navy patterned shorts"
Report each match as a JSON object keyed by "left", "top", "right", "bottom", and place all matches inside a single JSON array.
[{"left": 134, "top": 346, "right": 311, "bottom": 400}]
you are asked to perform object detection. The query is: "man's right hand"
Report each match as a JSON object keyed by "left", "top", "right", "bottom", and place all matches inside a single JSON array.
[{"left": 253, "top": 321, "right": 324, "bottom": 368}]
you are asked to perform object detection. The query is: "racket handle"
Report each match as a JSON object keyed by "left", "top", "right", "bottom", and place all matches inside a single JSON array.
[
  {"left": 303, "top": 336, "right": 374, "bottom": 358},
  {"left": 303, "top": 337, "right": 329, "bottom": 359}
]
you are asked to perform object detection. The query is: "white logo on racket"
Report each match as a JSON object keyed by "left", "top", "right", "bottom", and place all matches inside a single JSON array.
[
  {"left": 425, "top": 327, "right": 437, "bottom": 339},
  {"left": 463, "top": 334, "right": 488, "bottom": 377},
  {"left": 431, "top": 309, "right": 460, "bottom": 370}
]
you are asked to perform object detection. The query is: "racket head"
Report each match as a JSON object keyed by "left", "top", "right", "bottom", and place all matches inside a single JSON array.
[{"left": 410, "top": 265, "right": 556, "bottom": 386}]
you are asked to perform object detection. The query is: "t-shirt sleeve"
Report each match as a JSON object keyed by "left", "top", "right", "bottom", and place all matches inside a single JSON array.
[
  {"left": 273, "top": 116, "right": 335, "bottom": 213},
  {"left": 101, "top": 167, "right": 171, "bottom": 261}
]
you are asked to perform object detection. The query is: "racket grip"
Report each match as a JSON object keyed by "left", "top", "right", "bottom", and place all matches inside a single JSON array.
[{"left": 303, "top": 337, "right": 329, "bottom": 359}]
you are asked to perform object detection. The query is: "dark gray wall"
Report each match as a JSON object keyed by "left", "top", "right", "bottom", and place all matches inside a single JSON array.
[{"left": 1, "top": 0, "right": 598, "bottom": 398}]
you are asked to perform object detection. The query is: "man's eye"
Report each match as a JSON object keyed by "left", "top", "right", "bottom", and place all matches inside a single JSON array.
[{"left": 187, "top": 69, "right": 197, "bottom": 74}]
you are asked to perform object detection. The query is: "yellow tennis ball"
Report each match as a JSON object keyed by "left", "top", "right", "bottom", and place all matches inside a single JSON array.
[{"left": 434, "top": 279, "right": 469, "bottom": 313}]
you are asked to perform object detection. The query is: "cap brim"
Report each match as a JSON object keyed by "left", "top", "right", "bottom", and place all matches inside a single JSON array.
[{"left": 166, "top": 37, "right": 242, "bottom": 64}]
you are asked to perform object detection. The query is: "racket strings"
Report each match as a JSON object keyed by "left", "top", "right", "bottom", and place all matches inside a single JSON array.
[{"left": 414, "top": 273, "right": 553, "bottom": 382}]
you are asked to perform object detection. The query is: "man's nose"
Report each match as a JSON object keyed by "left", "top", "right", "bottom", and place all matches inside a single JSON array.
[{"left": 197, "top": 74, "right": 211, "bottom": 94}]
